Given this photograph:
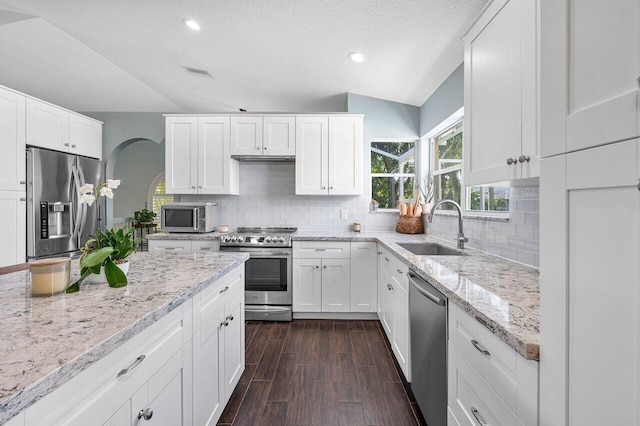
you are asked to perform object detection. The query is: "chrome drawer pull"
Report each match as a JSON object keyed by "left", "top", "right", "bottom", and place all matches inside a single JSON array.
[
  {"left": 138, "top": 408, "right": 153, "bottom": 420},
  {"left": 471, "top": 339, "right": 491, "bottom": 357},
  {"left": 219, "top": 286, "right": 230, "bottom": 294},
  {"left": 470, "top": 407, "right": 488, "bottom": 425},
  {"left": 117, "top": 354, "right": 145, "bottom": 378},
  {"left": 315, "top": 248, "right": 327, "bottom": 251}
]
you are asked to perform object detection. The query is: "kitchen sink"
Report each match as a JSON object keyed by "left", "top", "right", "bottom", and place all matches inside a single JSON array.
[{"left": 397, "top": 242, "right": 465, "bottom": 256}]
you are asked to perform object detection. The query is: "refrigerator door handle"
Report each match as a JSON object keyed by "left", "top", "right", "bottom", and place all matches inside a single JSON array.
[
  {"left": 71, "top": 165, "right": 82, "bottom": 241},
  {"left": 77, "top": 166, "right": 89, "bottom": 240}
]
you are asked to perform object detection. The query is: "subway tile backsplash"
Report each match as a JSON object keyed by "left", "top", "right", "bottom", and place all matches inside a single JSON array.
[
  {"left": 427, "top": 186, "right": 539, "bottom": 267},
  {"left": 181, "top": 163, "right": 539, "bottom": 267}
]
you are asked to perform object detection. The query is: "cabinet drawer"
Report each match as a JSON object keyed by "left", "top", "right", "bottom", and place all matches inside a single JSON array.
[
  {"left": 191, "top": 240, "right": 220, "bottom": 252},
  {"left": 195, "top": 265, "right": 243, "bottom": 337},
  {"left": 378, "top": 247, "right": 409, "bottom": 292},
  {"left": 449, "top": 303, "right": 517, "bottom": 412},
  {"left": 293, "top": 241, "right": 351, "bottom": 259},
  {"left": 448, "top": 342, "right": 518, "bottom": 426},
  {"left": 148, "top": 240, "right": 192, "bottom": 252}
]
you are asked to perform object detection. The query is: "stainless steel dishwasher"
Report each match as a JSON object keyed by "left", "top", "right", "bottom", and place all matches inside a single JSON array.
[{"left": 408, "top": 271, "right": 447, "bottom": 426}]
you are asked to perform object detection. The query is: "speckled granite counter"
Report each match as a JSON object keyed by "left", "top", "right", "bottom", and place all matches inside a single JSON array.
[
  {"left": 146, "top": 232, "right": 221, "bottom": 240},
  {"left": 0, "top": 251, "right": 248, "bottom": 424},
  {"left": 294, "top": 231, "right": 540, "bottom": 360}
]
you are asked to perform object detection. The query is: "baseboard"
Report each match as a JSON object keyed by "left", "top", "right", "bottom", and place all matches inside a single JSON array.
[{"left": 292, "top": 312, "right": 379, "bottom": 320}]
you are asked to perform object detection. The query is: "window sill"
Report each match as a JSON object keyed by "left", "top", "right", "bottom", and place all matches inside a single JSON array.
[
  {"left": 433, "top": 210, "right": 509, "bottom": 222},
  {"left": 369, "top": 209, "right": 400, "bottom": 215}
]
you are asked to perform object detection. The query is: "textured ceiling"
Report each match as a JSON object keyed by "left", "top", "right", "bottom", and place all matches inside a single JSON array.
[{"left": 0, "top": 0, "right": 487, "bottom": 112}]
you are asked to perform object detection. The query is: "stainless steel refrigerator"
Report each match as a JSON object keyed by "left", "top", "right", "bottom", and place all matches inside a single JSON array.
[{"left": 26, "top": 147, "right": 102, "bottom": 260}]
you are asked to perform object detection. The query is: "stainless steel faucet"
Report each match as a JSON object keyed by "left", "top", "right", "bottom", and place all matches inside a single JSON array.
[{"left": 429, "top": 199, "right": 469, "bottom": 249}]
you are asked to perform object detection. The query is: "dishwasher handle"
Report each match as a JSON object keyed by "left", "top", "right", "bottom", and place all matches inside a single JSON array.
[{"left": 408, "top": 272, "right": 445, "bottom": 306}]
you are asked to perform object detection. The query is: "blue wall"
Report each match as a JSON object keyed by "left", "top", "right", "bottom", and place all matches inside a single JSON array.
[
  {"left": 419, "top": 63, "right": 464, "bottom": 137},
  {"left": 347, "top": 93, "right": 420, "bottom": 143}
]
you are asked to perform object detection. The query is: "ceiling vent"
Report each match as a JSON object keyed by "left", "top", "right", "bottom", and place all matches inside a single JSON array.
[{"left": 183, "top": 67, "right": 213, "bottom": 78}]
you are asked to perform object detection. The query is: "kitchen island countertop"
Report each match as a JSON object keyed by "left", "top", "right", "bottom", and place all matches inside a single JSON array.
[{"left": 0, "top": 251, "right": 248, "bottom": 424}]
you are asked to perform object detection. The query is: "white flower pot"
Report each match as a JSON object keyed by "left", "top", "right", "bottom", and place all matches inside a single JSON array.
[{"left": 84, "top": 261, "right": 129, "bottom": 283}]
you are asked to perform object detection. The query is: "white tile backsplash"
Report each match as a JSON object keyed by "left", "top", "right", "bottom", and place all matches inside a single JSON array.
[
  {"left": 427, "top": 186, "right": 540, "bottom": 267},
  {"left": 181, "top": 163, "right": 539, "bottom": 267}
]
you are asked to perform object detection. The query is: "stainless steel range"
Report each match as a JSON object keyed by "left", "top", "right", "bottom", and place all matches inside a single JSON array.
[{"left": 220, "top": 227, "right": 296, "bottom": 321}]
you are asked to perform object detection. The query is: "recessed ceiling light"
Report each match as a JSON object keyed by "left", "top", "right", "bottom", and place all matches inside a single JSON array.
[
  {"left": 182, "top": 18, "right": 201, "bottom": 31},
  {"left": 348, "top": 52, "right": 365, "bottom": 63}
]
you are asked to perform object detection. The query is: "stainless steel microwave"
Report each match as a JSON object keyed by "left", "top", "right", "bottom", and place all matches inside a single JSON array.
[{"left": 161, "top": 202, "right": 218, "bottom": 233}]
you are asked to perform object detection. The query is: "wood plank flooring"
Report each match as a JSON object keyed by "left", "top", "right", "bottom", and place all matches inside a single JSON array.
[{"left": 218, "top": 320, "right": 427, "bottom": 426}]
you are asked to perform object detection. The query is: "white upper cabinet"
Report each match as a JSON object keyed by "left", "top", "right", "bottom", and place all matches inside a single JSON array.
[
  {"left": 25, "top": 97, "right": 102, "bottom": 159},
  {"left": 263, "top": 116, "right": 295, "bottom": 156},
  {"left": 295, "top": 115, "right": 363, "bottom": 195},
  {"left": 0, "top": 86, "right": 26, "bottom": 191},
  {"left": 295, "top": 116, "right": 329, "bottom": 195},
  {"left": 540, "top": 0, "right": 640, "bottom": 156},
  {"left": 230, "top": 116, "right": 296, "bottom": 157},
  {"left": 69, "top": 113, "right": 102, "bottom": 159},
  {"left": 463, "top": 0, "right": 538, "bottom": 185},
  {"left": 230, "top": 116, "right": 263, "bottom": 156},
  {"left": 165, "top": 116, "right": 239, "bottom": 195}
]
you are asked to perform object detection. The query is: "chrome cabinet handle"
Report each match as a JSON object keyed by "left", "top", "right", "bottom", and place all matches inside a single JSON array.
[
  {"left": 506, "top": 157, "right": 517, "bottom": 165},
  {"left": 220, "top": 320, "right": 228, "bottom": 328},
  {"left": 71, "top": 144, "right": 76, "bottom": 148},
  {"left": 378, "top": 251, "right": 382, "bottom": 255},
  {"left": 397, "top": 269, "right": 402, "bottom": 274},
  {"left": 323, "top": 265, "right": 327, "bottom": 269},
  {"left": 20, "top": 180, "right": 26, "bottom": 185},
  {"left": 470, "top": 407, "right": 488, "bottom": 425},
  {"left": 219, "top": 285, "right": 230, "bottom": 294},
  {"left": 256, "top": 146, "right": 261, "bottom": 150},
  {"left": 138, "top": 408, "right": 153, "bottom": 421},
  {"left": 322, "top": 186, "right": 327, "bottom": 189},
  {"left": 263, "top": 146, "right": 267, "bottom": 150},
  {"left": 64, "top": 143, "right": 70, "bottom": 147},
  {"left": 471, "top": 339, "right": 491, "bottom": 357},
  {"left": 315, "top": 265, "right": 319, "bottom": 269},
  {"left": 315, "top": 248, "right": 327, "bottom": 251},
  {"left": 384, "top": 257, "right": 389, "bottom": 262},
  {"left": 387, "top": 283, "right": 393, "bottom": 290},
  {"left": 518, "top": 155, "right": 530, "bottom": 163},
  {"left": 117, "top": 354, "right": 145, "bottom": 378},
  {"left": 198, "top": 185, "right": 203, "bottom": 188},
  {"left": 329, "top": 186, "right": 334, "bottom": 189},
  {"left": 191, "top": 185, "right": 196, "bottom": 189},
  {"left": 226, "top": 314, "right": 234, "bottom": 322},
  {"left": 19, "top": 197, "right": 26, "bottom": 201},
  {"left": 163, "top": 247, "right": 177, "bottom": 250}
]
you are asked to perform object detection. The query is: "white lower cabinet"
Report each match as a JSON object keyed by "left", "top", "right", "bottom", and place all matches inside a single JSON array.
[
  {"left": 0, "top": 190, "right": 26, "bottom": 267},
  {"left": 20, "top": 265, "right": 245, "bottom": 426},
  {"left": 350, "top": 242, "right": 377, "bottom": 312},
  {"left": 448, "top": 303, "right": 539, "bottom": 426},
  {"left": 148, "top": 239, "right": 219, "bottom": 253},
  {"left": 292, "top": 241, "right": 351, "bottom": 313},
  {"left": 376, "top": 245, "right": 411, "bottom": 381},
  {"left": 193, "top": 266, "right": 244, "bottom": 426}
]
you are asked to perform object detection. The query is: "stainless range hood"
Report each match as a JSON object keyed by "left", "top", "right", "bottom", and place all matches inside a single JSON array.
[{"left": 232, "top": 155, "right": 295, "bottom": 162}]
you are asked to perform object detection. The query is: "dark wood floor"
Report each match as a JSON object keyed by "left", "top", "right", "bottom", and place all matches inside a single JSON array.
[{"left": 218, "top": 320, "right": 427, "bottom": 426}]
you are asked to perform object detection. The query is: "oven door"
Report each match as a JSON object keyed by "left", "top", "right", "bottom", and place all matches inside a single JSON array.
[{"left": 221, "top": 247, "right": 292, "bottom": 306}]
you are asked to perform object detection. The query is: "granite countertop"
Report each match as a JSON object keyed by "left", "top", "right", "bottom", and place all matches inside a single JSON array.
[
  {"left": 294, "top": 231, "right": 540, "bottom": 360},
  {"left": 146, "top": 232, "right": 221, "bottom": 240},
  {"left": 0, "top": 251, "right": 248, "bottom": 424}
]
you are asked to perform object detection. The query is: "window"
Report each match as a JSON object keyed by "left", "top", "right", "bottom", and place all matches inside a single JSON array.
[
  {"left": 370, "top": 140, "right": 417, "bottom": 209},
  {"left": 148, "top": 173, "right": 174, "bottom": 225},
  {"left": 430, "top": 119, "right": 509, "bottom": 215}
]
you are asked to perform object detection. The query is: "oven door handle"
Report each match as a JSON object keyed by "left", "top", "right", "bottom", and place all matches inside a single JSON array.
[
  {"left": 248, "top": 251, "right": 291, "bottom": 257},
  {"left": 245, "top": 307, "right": 291, "bottom": 313}
]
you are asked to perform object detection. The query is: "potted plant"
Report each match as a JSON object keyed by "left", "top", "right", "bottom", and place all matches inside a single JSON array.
[
  {"left": 134, "top": 203, "right": 156, "bottom": 224},
  {"left": 66, "top": 228, "right": 141, "bottom": 293}
]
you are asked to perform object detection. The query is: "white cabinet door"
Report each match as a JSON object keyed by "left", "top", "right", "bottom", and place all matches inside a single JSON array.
[
  {"left": 222, "top": 283, "right": 244, "bottom": 398},
  {"left": 392, "top": 273, "right": 410, "bottom": 380},
  {"left": 165, "top": 116, "right": 198, "bottom": 194},
  {"left": 0, "top": 87, "right": 26, "bottom": 191},
  {"left": 292, "top": 258, "right": 322, "bottom": 312},
  {"left": 350, "top": 242, "right": 377, "bottom": 312},
  {"left": 191, "top": 240, "right": 220, "bottom": 253},
  {"left": 147, "top": 240, "right": 192, "bottom": 252},
  {"left": 295, "top": 116, "right": 328, "bottom": 195},
  {"left": 328, "top": 116, "right": 363, "bottom": 195},
  {"left": 463, "top": 0, "right": 536, "bottom": 185},
  {"left": 69, "top": 113, "right": 102, "bottom": 159},
  {"left": 540, "top": 139, "right": 640, "bottom": 425},
  {"left": 199, "top": 117, "right": 239, "bottom": 195},
  {"left": 263, "top": 116, "right": 295, "bottom": 156},
  {"left": 321, "top": 258, "right": 351, "bottom": 312},
  {"left": 130, "top": 349, "right": 188, "bottom": 426},
  {"left": 26, "top": 98, "right": 69, "bottom": 153},
  {"left": 0, "top": 190, "right": 26, "bottom": 267},
  {"left": 230, "top": 116, "right": 262, "bottom": 156},
  {"left": 541, "top": 0, "right": 640, "bottom": 156}
]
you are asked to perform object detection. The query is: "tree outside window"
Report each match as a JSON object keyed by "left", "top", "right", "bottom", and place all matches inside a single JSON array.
[
  {"left": 148, "top": 173, "right": 174, "bottom": 225},
  {"left": 371, "top": 141, "right": 417, "bottom": 209}
]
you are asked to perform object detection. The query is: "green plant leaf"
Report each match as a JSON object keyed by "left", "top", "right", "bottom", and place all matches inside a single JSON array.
[
  {"left": 104, "top": 258, "right": 128, "bottom": 288},
  {"left": 66, "top": 267, "right": 93, "bottom": 293},
  {"left": 80, "top": 247, "right": 114, "bottom": 268}
]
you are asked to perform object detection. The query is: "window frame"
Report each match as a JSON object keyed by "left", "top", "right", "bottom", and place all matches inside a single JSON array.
[
  {"left": 425, "top": 107, "right": 509, "bottom": 219},
  {"left": 369, "top": 138, "right": 420, "bottom": 212},
  {"left": 147, "top": 172, "right": 174, "bottom": 225}
]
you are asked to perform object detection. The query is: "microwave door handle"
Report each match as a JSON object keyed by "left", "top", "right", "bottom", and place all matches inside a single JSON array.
[{"left": 193, "top": 208, "right": 199, "bottom": 231}]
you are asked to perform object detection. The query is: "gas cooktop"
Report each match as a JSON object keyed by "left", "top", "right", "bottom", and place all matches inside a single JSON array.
[{"left": 219, "top": 227, "right": 297, "bottom": 247}]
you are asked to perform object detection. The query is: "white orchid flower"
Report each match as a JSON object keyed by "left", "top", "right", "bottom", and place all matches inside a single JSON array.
[
  {"left": 79, "top": 183, "right": 94, "bottom": 195},
  {"left": 106, "top": 179, "right": 121, "bottom": 189},
  {"left": 100, "top": 187, "right": 114, "bottom": 199},
  {"left": 80, "top": 193, "right": 96, "bottom": 206}
]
